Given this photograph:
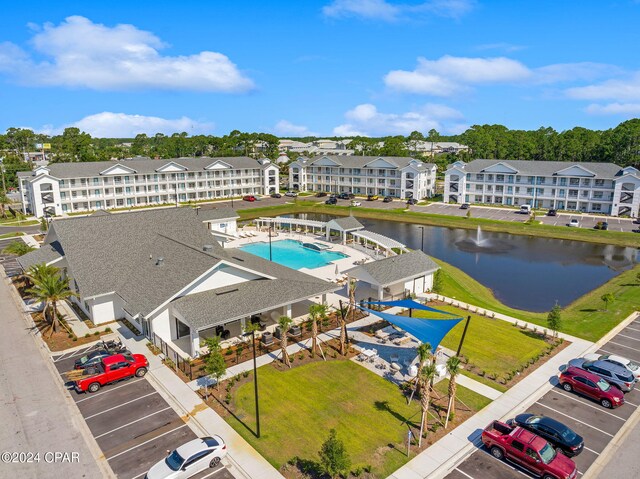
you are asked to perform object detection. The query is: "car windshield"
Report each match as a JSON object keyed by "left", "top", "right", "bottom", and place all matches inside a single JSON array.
[
  {"left": 78, "top": 355, "right": 89, "bottom": 364},
  {"left": 596, "top": 379, "right": 611, "bottom": 391},
  {"left": 539, "top": 443, "right": 556, "bottom": 464},
  {"left": 627, "top": 362, "right": 639, "bottom": 371},
  {"left": 165, "top": 450, "right": 184, "bottom": 471},
  {"left": 560, "top": 427, "right": 577, "bottom": 441}
]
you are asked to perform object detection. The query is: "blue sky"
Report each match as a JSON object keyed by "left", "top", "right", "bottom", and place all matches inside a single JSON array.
[{"left": 1, "top": 0, "right": 639, "bottom": 138}]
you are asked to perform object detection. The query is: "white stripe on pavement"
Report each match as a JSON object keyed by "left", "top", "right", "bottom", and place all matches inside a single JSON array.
[
  {"left": 548, "top": 389, "right": 626, "bottom": 421},
  {"left": 624, "top": 326, "right": 640, "bottom": 333},
  {"left": 85, "top": 391, "right": 158, "bottom": 419},
  {"left": 616, "top": 333, "right": 640, "bottom": 342},
  {"left": 198, "top": 468, "right": 227, "bottom": 479},
  {"left": 455, "top": 468, "right": 475, "bottom": 479},
  {"left": 107, "top": 423, "right": 188, "bottom": 460},
  {"left": 535, "top": 402, "right": 614, "bottom": 437},
  {"left": 75, "top": 378, "right": 145, "bottom": 403},
  {"left": 607, "top": 341, "right": 638, "bottom": 351},
  {"left": 584, "top": 445, "right": 600, "bottom": 456},
  {"left": 93, "top": 406, "right": 172, "bottom": 439}
]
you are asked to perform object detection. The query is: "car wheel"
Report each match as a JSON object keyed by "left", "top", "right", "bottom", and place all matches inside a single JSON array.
[
  {"left": 562, "top": 382, "right": 573, "bottom": 392},
  {"left": 209, "top": 457, "right": 221, "bottom": 468},
  {"left": 88, "top": 382, "right": 100, "bottom": 393},
  {"left": 135, "top": 367, "right": 147, "bottom": 378},
  {"left": 601, "top": 398, "right": 612, "bottom": 408},
  {"left": 490, "top": 446, "right": 504, "bottom": 460},
  {"left": 542, "top": 475, "right": 555, "bottom": 479}
]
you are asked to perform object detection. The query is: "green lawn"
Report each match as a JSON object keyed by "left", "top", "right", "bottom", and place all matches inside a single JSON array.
[
  {"left": 411, "top": 305, "right": 551, "bottom": 382},
  {"left": 437, "top": 259, "right": 640, "bottom": 342},
  {"left": 0, "top": 231, "right": 25, "bottom": 239},
  {"left": 225, "top": 360, "right": 487, "bottom": 477}
]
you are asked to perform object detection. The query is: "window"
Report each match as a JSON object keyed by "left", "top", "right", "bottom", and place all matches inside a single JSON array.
[
  {"left": 496, "top": 174, "right": 504, "bottom": 182},
  {"left": 592, "top": 203, "right": 602, "bottom": 211},
  {"left": 511, "top": 440, "right": 525, "bottom": 452},
  {"left": 93, "top": 178, "right": 100, "bottom": 185},
  {"left": 476, "top": 174, "right": 484, "bottom": 181},
  {"left": 595, "top": 179, "right": 605, "bottom": 187},
  {"left": 525, "top": 448, "right": 538, "bottom": 461}
]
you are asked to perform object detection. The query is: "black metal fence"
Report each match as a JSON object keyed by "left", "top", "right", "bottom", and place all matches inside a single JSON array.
[{"left": 152, "top": 333, "right": 193, "bottom": 380}]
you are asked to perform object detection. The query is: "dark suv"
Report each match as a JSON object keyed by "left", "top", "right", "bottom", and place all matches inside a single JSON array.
[{"left": 568, "top": 358, "right": 635, "bottom": 392}]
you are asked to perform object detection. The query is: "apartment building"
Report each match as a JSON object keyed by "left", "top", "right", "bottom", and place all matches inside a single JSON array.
[
  {"left": 289, "top": 155, "right": 436, "bottom": 199},
  {"left": 18, "top": 156, "right": 279, "bottom": 218},
  {"left": 444, "top": 159, "right": 640, "bottom": 217}
]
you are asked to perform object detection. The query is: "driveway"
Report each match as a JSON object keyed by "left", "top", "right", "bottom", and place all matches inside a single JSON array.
[
  {"left": 52, "top": 346, "right": 235, "bottom": 479},
  {"left": 0, "top": 237, "right": 26, "bottom": 277},
  {"left": 443, "top": 319, "right": 640, "bottom": 479}
]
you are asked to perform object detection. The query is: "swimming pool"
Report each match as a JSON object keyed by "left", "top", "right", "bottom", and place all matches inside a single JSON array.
[{"left": 239, "top": 239, "right": 347, "bottom": 270}]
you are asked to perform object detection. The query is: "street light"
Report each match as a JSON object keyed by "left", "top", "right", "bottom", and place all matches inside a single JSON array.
[
  {"left": 417, "top": 226, "right": 425, "bottom": 251},
  {"left": 243, "top": 323, "right": 261, "bottom": 438},
  {"left": 268, "top": 224, "right": 273, "bottom": 261}
]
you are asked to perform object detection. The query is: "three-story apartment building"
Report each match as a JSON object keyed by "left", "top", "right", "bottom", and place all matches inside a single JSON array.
[
  {"left": 19, "top": 156, "right": 279, "bottom": 218},
  {"left": 444, "top": 159, "right": 640, "bottom": 217},
  {"left": 288, "top": 155, "right": 436, "bottom": 199}
]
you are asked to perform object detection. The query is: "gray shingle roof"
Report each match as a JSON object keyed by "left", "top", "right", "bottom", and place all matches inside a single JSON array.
[
  {"left": 344, "top": 250, "right": 438, "bottom": 286},
  {"left": 17, "top": 156, "right": 271, "bottom": 179},
  {"left": 172, "top": 277, "right": 337, "bottom": 331},
  {"left": 295, "top": 155, "right": 435, "bottom": 171},
  {"left": 454, "top": 159, "right": 623, "bottom": 179},
  {"left": 327, "top": 216, "right": 364, "bottom": 231},
  {"left": 17, "top": 241, "right": 64, "bottom": 270}
]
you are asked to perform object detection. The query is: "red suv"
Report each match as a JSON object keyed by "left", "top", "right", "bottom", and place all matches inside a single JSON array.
[
  {"left": 242, "top": 195, "right": 256, "bottom": 202},
  {"left": 559, "top": 366, "right": 624, "bottom": 408}
]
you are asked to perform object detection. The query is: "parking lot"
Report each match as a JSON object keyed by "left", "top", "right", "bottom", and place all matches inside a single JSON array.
[
  {"left": 445, "top": 318, "right": 640, "bottom": 479},
  {"left": 420, "top": 203, "right": 639, "bottom": 232},
  {"left": 52, "top": 345, "right": 234, "bottom": 479},
  {"left": 0, "top": 237, "right": 25, "bottom": 277}
]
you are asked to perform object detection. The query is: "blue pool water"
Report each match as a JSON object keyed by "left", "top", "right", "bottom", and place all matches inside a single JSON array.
[{"left": 239, "top": 239, "right": 347, "bottom": 270}]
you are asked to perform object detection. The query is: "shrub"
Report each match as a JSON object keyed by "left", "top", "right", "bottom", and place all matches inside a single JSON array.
[
  {"left": 352, "top": 466, "right": 364, "bottom": 477},
  {"left": 513, "top": 321, "right": 518, "bottom": 328},
  {"left": 242, "top": 370, "right": 249, "bottom": 378},
  {"left": 225, "top": 350, "right": 233, "bottom": 356},
  {"left": 94, "top": 331, "right": 100, "bottom": 336},
  {"left": 67, "top": 333, "right": 73, "bottom": 338},
  {"left": 105, "top": 327, "right": 112, "bottom": 332},
  {"left": 363, "top": 465, "right": 372, "bottom": 473},
  {"left": 84, "top": 333, "right": 91, "bottom": 338},
  {"left": 478, "top": 370, "right": 486, "bottom": 377},
  {"left": 224, "top": 392, "right": 232, "bottom": 405}
]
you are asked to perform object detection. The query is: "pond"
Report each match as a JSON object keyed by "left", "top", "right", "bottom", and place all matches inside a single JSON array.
[{"left": 287, "top": 213, "right": 639, "bottom": 312}]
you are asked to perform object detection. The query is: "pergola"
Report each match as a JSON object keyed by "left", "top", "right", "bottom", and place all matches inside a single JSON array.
[
  {"left": 350, "top": 230, "right": 407, "bottom": 257},
  {"left": 256, "top": 216, "right": 327, "bottom": 235}
]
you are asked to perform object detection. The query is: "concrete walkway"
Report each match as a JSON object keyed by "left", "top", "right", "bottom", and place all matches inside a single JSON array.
[{"left": 456, "top": 374, "right": 502, "bottom": 401}]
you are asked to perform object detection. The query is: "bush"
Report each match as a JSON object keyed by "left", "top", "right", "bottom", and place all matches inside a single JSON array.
[
  {"left": 94, "top": 331, "right": 100, "bottom": 336},
  {"left": 243, "top": 370, "right": 249, "bottom": 378},
  {"left": 105, "top": 327, "right": 112, "bottom": 332},
  {"left": 224, "top": 392, "right": 232, "bottom": 405},
  {"left": 72, "top": 336, "right": 78, "bottom": 342},
  {"left": 67, "top": 333, "right": 73, "bottom": 338},
  {"left": 84, "top": 333, "right": 91, "bottom": 338},
  {"left": 478, "top": 370, "right": 486, "bottom": 377}
]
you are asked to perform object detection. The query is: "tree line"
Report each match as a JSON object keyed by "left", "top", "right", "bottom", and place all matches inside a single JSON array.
[{"left": 1, "top": 119, "right": 639, "bottom": 189}]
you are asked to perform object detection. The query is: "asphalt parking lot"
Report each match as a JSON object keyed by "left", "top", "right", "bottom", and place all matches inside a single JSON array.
[
  {"left": 421, "top": 203, "right": 639, "bottom": 232},
  {"left": 52, "top": 345, "right": 234, "bottom": 479},
  {"left": 444, "top": 318, "right": 640, "bottom": 479},
  {"left": 0, "top": 237, "right": 24, "bottom": 277}
]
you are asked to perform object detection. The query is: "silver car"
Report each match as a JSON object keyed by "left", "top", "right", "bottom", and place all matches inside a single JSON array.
[
  {"left": 583, "top": 353, "right": 640, "bottom": 381},
  {"left": 568, "top": 358, "right": 635, "bottom": 392}
]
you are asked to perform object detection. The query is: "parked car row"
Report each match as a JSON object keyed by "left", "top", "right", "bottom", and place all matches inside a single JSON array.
[{"left": 145, "top": 436, "right": 228, "bottom": 479}]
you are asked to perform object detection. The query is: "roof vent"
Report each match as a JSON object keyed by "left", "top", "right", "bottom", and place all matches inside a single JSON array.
[
  {"left": 203, "top": 244, "right": 213, "bottom": 252},
  {"left": 156, "top": 257, "right": 164, "bottom": 266}
]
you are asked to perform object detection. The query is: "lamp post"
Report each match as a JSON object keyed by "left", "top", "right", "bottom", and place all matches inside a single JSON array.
[
  {"left": 417, "top": 226, "right": 425, "bottom": 251},
  {"left": 243, "top": 323, "right": 261, "bottom": 438},
  {"left": 269, "top": 224, "right": 273, "bottom": 261}
]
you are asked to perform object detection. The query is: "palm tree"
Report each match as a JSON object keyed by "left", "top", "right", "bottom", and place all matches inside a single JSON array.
[
  {"left": 418, "top": 362, "right": 437, "bottom": 447},
  {"left": 27, "top": 273, "right": 77, "bottom": 336},
  {"left": 2, "top": 240, "right": 35, "bottom": 256},
  {"left": 408, "top": 342, "right": 432, "bottom": 404},
  {"left": 26, "top": 263, "right": 60, "bottom": 285},
  {"left": 278, "top": 316, "right": 293, "bottom": 368},
  {"left": 445, "top": 356, "right": 462, "bottom": 427},
  {"left": 340, "top": 277, "right": 357, "bottom": 355},
  {"left": 308, "top": 303, "right": 328, "bottom": 358}
]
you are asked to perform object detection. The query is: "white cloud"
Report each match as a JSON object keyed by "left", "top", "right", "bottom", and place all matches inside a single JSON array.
[
  {"left": 37, "top": 112, "right": 214, "bottom": 138},
  {"left": 475, "top": 43, "right": 526, "bottom": 53},
  {"left": 0, "top": 16, "right": 253, "bottom": 92},
  {"left": 585, "top": 103, "right": 640, "bottom": 116},
  {"left": 533, "top": 62, "right": 618, "bottom": 85},
  {"left": 322, "top": 0, "right": 474, "bottom": 22},
  {"left": 333, "top": 103, "right": 463, "bottom": 136},
  {"left": 272, "top": 120, "right": 318, "bottom": 137},
  {"left": 384, "top": 55, "right": 531, "bottom": 96},
  {"left": 566, "top": 73, "right": 640, "bottom": 101}
]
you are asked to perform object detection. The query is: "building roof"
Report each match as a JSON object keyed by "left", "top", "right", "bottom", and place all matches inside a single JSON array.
[
  {"left": 344, "top": 250, "right": 438, "bottom": 287},
  {"left": 327, "top": 216, "right": 364, "bottom": 232},
  {"left": 16, "top": 241, "right": 64, "bottom": 270},
  {"left": 172, "top": 276, "right": 335, "bottom": 331},
  {"left": 293, "top": 155, "right": 435, "bottom": 171},
  {"left": 17, "top": 156, "right": 273, "bottom": 180},
  {"left": 17, "top": 206, "right": 336, "bottom": 321},
  {"left": 454, "top": 159, "right": 623, "bottom": 179}
]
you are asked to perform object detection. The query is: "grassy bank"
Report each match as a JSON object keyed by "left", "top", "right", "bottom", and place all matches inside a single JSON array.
[
  {"left": 238, "top": 202, "right": 640, "bottom": 248},
  {"left": 437, "top": 259, "right": 640, "bottom": 342}
]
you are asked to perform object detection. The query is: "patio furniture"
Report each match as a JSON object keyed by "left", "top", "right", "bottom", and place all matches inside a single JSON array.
[
  {"left": 393, "top": 335, "right": 411, "bottom": 346},
  {"left": 389, "top": 353, "right": 399, "bottom": 362},
  {"left": 215, "top": 325, "right": 230, "bottom": 340},
  {"left": 250, "top": 315, "right": 267, "bottom": 331},
  {"left": 390, "top": 362, "right": 402, "bottom": 372}
]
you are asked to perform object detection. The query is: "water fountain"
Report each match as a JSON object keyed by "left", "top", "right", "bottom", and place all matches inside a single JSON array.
[
  {"left": 455, "top": 225, "right": 514, "bottom": 254},
  {"left": 474, "top": 225, "right": 486, "bottom": 246}
]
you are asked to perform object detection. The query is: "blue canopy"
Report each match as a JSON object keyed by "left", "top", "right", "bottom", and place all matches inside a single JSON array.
[
  {"left": 364, "top": 299, "right": 459, "bottom": 317},
  {"left": 361, "top": 307, "right": 462, "bottom": 350}
]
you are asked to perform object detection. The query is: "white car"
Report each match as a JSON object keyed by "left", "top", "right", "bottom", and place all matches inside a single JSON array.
[
  {"left": 284, "top": 191, "right": 298, "bottom": 197},
  {"left": 568, "top": 218, "right": 580, "bottom": 227},
  {"left": 351, "top": 200, "right": 361, "bottom": 207},
  {"left": 145, "top": 436, "right": 227, "bottom": 479},
  {"left": 583, "top": 353, "right": 640, "bottom": 381}
]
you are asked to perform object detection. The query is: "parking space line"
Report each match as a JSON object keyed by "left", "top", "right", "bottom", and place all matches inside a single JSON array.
[
  {"left": 624, "top": 400, "right": 639, "bottom": 407},
  {"left": 75, "top": 378, "right": 145, "bottom": 403},
  {"left": 129, "top": 473, "right": 146, "bottom": 479},
  {"left": 454, "top": 468, "right": 475, "bottom": 479},
  {"left": 584, "top": 446, "right": 600, "bottom": 456},
  {"left": 478, "top": 449, "right": 531, "bottom": 478},
  {"left": 93, "top": 406, "right": 172, "bottom": 439},
  {"left": 607, "top": 341, "right": 638, "bottom": 351},
  {"left": 106, "top": 423, "right": 188, "bottom": 460},
  {"left": 535, "top": 402, "right": 614, "bottom": 437},
  {"left": 548, "top": 389, "right": 626, "bottom": 421},
  {"left": 85, "top": 391, "right": 158, "bottom": 419},
  {"left": 54, "top": 345, "right": 96, "bottom": 362},
  {"left": 198, "top": 468, "right": 227, "bottom": 479},
  {"left": 624, "top": 326, "right": 640, "bottom": 333},
  {"left": 616, "top": 333, "right": 640, "bottom": 342}
]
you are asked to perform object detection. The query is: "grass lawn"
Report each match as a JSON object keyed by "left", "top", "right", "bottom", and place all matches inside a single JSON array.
[
  {"left": 225, "top": 360, "right": 488, "bottom": 478},
  {"left": 0, "top": 231, "right": 25, "bottom": 239},
  {"left": 411, "top": 305, "right": 551, "bottom": 382},
  {"left": 437, "top": 259, "right": 640, "bottom": 342}
]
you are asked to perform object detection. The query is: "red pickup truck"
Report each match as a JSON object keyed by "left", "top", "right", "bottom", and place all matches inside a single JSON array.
[
  {"left": 481, "top": 420, "right": 577, "bottom": 479},
  {"left": 73, "top": 353, "right": 149, "bottom": 393}
]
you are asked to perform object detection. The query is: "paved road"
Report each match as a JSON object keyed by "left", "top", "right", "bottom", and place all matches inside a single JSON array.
[{"left": 0, "top": 271, "right": 107, "bottom": 478}]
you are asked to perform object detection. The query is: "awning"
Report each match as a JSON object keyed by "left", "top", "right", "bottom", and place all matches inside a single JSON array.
[
  {"left": 350, "top": 230, "right": 406, "bottom": 251},
  {"left": 359, "top": 306, "right": 462, "bottom": 350},
  {"left": 364, "top": 299, "right": 459, "bottom": 317}
]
